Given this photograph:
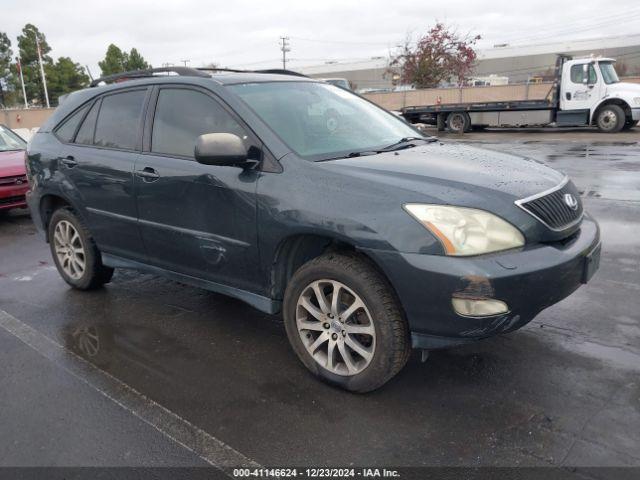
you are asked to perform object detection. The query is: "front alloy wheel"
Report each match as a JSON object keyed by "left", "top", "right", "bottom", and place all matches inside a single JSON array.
[
  {"left": 296, "top": 279, "right": 376, "bottom": 376},
  {"left": 283, "top": 252, "right": 411, "bottom": 392}
]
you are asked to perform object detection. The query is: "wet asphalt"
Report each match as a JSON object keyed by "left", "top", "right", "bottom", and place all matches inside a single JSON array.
[{"left": 0, "top": 128, "right": 639, "bottom": 470}]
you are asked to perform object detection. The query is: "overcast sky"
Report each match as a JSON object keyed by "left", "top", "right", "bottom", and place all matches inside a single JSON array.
[{"left": 3, "top": 0, "right": 640, "bottom": 77}]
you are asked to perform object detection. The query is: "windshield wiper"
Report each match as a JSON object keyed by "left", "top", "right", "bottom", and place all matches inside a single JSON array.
[
  {"left": 316, "top": 150, "right": 379, "bottom": 162},
  {"left": 379, "top": 136, "right": 436, "bottom": 152},
  {"left": 315, "top": 137, "right": 436, "bottom": 162}
]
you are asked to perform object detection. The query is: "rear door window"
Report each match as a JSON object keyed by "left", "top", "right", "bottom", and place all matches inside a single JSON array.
[
  {"left": 55, "top": 103, "right": 90, "bottom": 142},
  {"left": 151, "top": 88, "right": 246, "bottom": 158},
  {"left": 75, "top": 101, "right": 101, "bottom": 145},
  {"left": 94, "top": 89, "right": 147, "bottom": 150}
]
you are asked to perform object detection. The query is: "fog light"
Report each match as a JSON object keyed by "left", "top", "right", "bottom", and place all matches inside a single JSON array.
[{"left": 452, "top": 298, "right": 509, "bottom": 317}]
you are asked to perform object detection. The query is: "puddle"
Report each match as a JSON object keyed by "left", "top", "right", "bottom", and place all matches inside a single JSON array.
[{"left": 571, "top": 340, "right": 640, "bottom": 372}]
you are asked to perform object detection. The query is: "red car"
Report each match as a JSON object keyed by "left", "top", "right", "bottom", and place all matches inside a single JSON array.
[{"left": 0, "top": 124, "right": 29, "bottom": 213}]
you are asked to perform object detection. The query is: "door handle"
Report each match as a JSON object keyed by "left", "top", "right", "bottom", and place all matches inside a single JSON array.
[
  {"left": 566, "top": 92, "right": 572, "bottom": 100},
  {"left": 60, "top": 156, "right": 77, "bottom": 168},
  {"left": 135, "top": 167, "right": 160, "bottom": 181}
]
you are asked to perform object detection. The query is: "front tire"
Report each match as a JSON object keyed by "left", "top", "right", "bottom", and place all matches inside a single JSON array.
[
  {"left": 595, "top": 105, "right": 625, "bottom": 133},
  {"left": 283, "top": 252, "right": 410, "bottom": 393},
  {"left": 48, "top": 207, "right": 114, "bottom": 290}
]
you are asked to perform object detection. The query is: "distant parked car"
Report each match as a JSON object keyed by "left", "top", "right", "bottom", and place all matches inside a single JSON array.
[{"left": 0, "top": 124, "right": 29, "bottom": 214}]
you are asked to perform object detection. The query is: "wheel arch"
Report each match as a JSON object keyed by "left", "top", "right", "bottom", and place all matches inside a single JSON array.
[
  {"left": 268, "top": 233, "right": 397, "bottom": 304},
  {"left": 39, "top": 193, "right": 77, "bottom": 242},
  {"left": 591, "top": 98, "right": 632, "bottom": 124}
]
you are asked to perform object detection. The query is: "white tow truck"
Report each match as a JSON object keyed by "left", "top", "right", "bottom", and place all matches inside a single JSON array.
[{"left": 402, "top": 55, "right": 640, "bottom": 133}]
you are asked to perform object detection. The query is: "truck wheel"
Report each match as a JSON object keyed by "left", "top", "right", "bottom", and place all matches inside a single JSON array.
[
  {"left": 446, "top": 112, "right": 470, "bottom": 133},
  {"left": 283, "top": 252, "right": 411, "bottom": 393},
  {"left": 48, "top": 207, "right": 114, "bottom": 290},
  {"left": 595, "top": 105, "right": 625, "bottom": 133}
]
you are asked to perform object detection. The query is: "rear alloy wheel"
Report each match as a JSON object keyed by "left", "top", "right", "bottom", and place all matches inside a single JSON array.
[
  {"left": 446, "top": 112, "right": 470, "bottom": 133},
  {"left": 596, "top": 104, "right": 625, "bottom": 133},
  {"left": 53, "top": 220, "right": 86, "bottom": 281},
  {"left": 283, "top": 252, "right": 410, "bottom": 392},
  {"left": 49, "top": 207, "right": 114, "bottom": 290}
]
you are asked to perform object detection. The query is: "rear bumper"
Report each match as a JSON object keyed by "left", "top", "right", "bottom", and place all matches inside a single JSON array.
[
  {"left": 0, "top": 183, "right": 29, "bottom": 211},
  {"left": 363, "top": 216, "right": 600, "bottom": 349}
]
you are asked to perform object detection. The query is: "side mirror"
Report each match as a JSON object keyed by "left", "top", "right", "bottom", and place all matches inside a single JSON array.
[{"left": 195, "top": 133, "right": 248, "bottom": 166}]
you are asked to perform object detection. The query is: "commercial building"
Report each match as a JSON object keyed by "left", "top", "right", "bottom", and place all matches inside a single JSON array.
[{"left": 297, "top": 34, "right": 640, "bottom": 91}]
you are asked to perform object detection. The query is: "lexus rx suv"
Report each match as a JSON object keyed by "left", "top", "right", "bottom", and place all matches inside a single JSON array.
[{"left": 25, "top": 68, "right": 601, "bottom": 392}]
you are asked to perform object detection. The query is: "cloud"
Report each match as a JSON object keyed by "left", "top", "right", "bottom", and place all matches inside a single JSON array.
[{"left": 3, "top": 0, "right": 638, "bottom": 77}]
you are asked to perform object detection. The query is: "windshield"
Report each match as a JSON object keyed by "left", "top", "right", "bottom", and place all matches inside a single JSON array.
[
  {"left": 599, "top": 62, "right": 620, "bottom": 85},
  {"left": 228, "top": 81, "right": 423, "bottom": 161},
  {"left": 0, "top": 125, "right": 27, "bottom": 152}
]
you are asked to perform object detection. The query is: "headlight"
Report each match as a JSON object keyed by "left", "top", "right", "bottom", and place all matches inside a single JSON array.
[{"left": 404, "top": 204, "right": 525, "bottom": 256}]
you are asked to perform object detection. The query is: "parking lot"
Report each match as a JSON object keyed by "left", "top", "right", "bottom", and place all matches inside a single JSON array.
[{"left": 1, "top": 129, "right": 639, "bottom": 474}]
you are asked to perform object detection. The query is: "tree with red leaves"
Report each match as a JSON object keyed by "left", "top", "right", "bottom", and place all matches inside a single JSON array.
[{"left": 389, "top": 23, "right": 481, "bottom": 88}]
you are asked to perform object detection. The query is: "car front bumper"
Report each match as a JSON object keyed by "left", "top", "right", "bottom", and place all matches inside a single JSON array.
[
  {"left": 363, "top": 215, "right": 601, "bottom": 349},
  {"left": 0, "top": 182, "right": 29, "bottom": 211}
]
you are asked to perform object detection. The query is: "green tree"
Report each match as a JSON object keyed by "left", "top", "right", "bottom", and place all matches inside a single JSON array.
[
  {"left": 98, "top": 44, "right": 126, "bottom": 76},
  {"left": 45, "top": 57, "right": 89, "bottom": 105},
  {"left": 0, "top": 32, "right": 13, "bottom": 107},
  {"left": 98, "top": 44, "right": 151, "bottom": 76},
  {"left": 16, "top": 24, "right": 53, "bottom": 106},
  {"left": 126, "top": 48, "right": 150, "bottom": 71}
]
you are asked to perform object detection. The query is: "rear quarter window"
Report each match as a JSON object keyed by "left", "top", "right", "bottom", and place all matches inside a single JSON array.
[{"left": 54, "top": 103, "right": 90, "bottom": 142}]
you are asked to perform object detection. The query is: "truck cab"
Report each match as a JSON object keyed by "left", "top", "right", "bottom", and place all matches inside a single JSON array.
[{"left": 558, "top": 57, "right": 640, "bottom": 132}]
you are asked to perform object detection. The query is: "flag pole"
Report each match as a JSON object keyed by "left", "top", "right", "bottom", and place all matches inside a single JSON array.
[
  {"left": 16, "top": 56, "right": 28, "bottom": 109},
  {"left": 35, "top": 36, "right": 50, "bottom": 108}
]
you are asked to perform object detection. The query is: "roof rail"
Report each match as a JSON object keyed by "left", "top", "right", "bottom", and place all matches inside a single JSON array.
[
  {"left": 254, "top": 69, "right": 309, "bottom": 78},
  {"left": 89, "top": 66, "right": 210, "bottom": 87}
]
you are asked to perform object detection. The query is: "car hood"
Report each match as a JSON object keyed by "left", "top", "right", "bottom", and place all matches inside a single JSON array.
[
  {"left": 606, "top": 81, "right": 640, "bottom": 97},
  {"left": 321, "top": 141, "right": 564, "bottom": 204},
  {"left": 0, "top": 150, "right": 26, "bottom": 177}
]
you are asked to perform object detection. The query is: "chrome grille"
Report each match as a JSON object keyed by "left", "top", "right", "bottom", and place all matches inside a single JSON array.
[
  {"left": 0, "top": 175, "right": 28, "bottom": 186},
  {"left": 516, "top": 178, "right": 583, "bottom": 231}
]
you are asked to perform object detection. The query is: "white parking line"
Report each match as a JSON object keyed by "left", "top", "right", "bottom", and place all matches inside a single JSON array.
[{"left": 0, "top": 309, "right": 261, "bottom": 472}]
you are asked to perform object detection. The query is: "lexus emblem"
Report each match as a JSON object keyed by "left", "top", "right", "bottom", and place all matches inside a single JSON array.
[{"left": 564, "top": 193, "right": 578, "bottom": 210}]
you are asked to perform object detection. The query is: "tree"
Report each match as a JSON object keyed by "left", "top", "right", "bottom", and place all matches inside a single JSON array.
[
  {"left": 15, "top": 24, "right": 53, "bottom": 106},
  {"left": 126, "top": 48, "right": 150, "bottom": 71},
  {"left": 98, "top": 44, "right": 126, "bottom": 76},
  {"left": 46, "top": 57, "right": 90, "bottom": 105},
  {"left": 98, "top": 44, "right": 150, "bottom": 76},
  {"left": 0, "top": 32, "right": 13, "bottom": 107},
  {"left": 389, "top": 23, "right": 481, "bottom": 88}
]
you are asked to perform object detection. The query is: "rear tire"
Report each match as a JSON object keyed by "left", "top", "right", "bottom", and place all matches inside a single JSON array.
[
  {"left": 283, "top": 252, "right": 411, "bottom": 393},
  {"left": 595, "top": 104, "right": 625, "bottom": 133},
  {"left": 446, "top": 112, "right": 471, "bottom": 133},
  {"left": 48, "top": 207, "right": 114, "bottom": 290}
]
